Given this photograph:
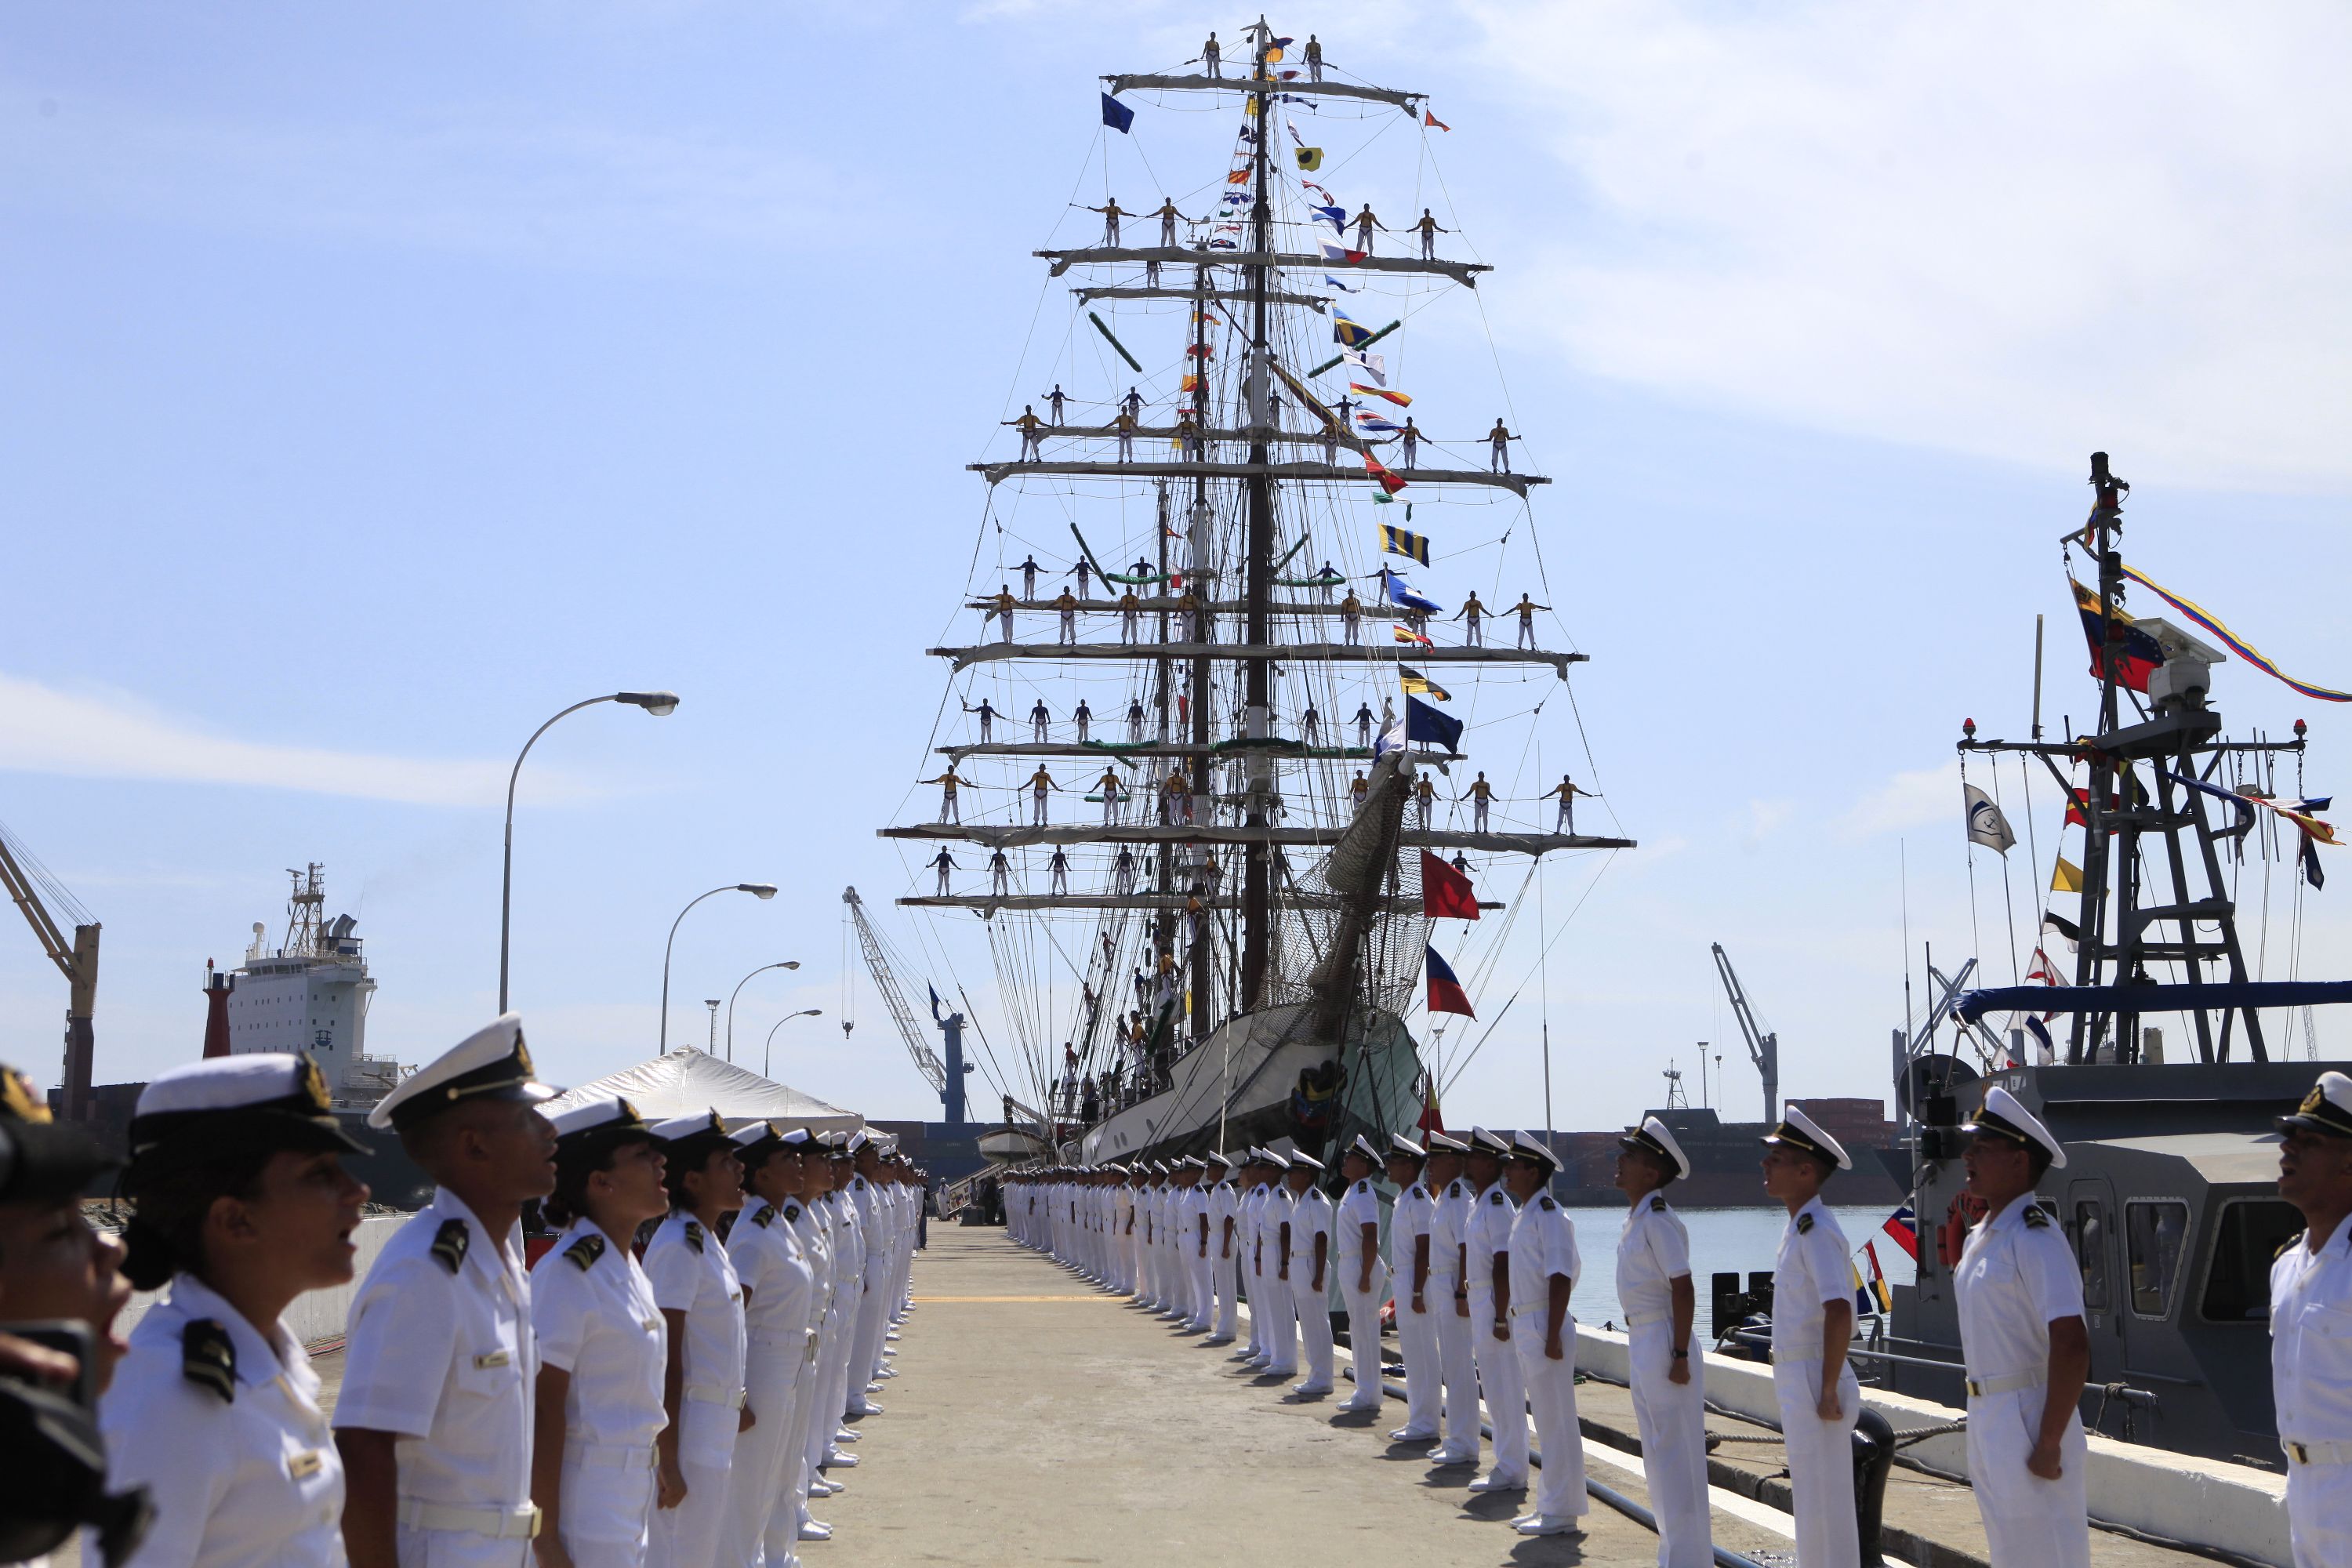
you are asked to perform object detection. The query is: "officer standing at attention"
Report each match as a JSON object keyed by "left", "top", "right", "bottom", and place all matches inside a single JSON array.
[
  {"left": 103, "top": 1054, "right": 372, "bottom": 1568},
  {"left": 1425, "top": 1131, "right": 1482, "bottom": 1468},
  {"left": 530, "top": 1096, "right": 673, "bottom": 1568},
  {"left": 1462, "top": 1128, "right": 1529, "bottom": 1496},
  {"left": 1256, "top": 1150, "right": 1300, "bottom": 1376},
  {"left": 1616, "top": 1115, "right": 1711, "bottom": 1567},
  {"left": 1185, "top": 1155, "right": 1219, "bottom": 1332},
  {"left": 1760, "top": 1105, "right": 1860, "bottom": 1567},
  {"left": 644, "top": 1111, "right": 749, "bottom": 1568},
  {"left": 1232, "top": 1154, "right": 1270, "bottom": 1366},
  {"left": 334, "top": 1016, "right": 561, "bottom": 1568},
  {"left": 724, "top": 1121, "right": 819, "bottom": 1568},
  {"left": 1384, "top": 1134, "right": 1442, "bottom": 1443},
  {"left": 1206, "top": 1152, "right": 1243, "bottom": 1344},
  {"left": 1503, "top": 1131, "right": 1585, "bottom": 1537},
  {"left": 2272, "top": 1070, "right": 2352, "bottom": 1566},
  {"left": 1334, "top": 1135, "right": 1388, "bottom": 1414},
  {"left": 1952, "top": 1086, "right": 2089, "bottom": 1568},
  {"left": 1281, "top": 1150, "right": 1336, "bottom": 1396}
]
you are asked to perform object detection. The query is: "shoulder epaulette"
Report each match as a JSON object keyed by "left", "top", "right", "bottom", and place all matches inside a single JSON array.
[
  {"left": 1355, "top": 1180, "right": 1370, "bottom": 1194},
  {"left": 684, "top": 1219, "right": 706, "bottom": 1254},
  {"left": 431, "top": 1218, "right": 470, "bottom": 1273},
  {"left": 782, "top": 1201, "right": 803, "bottom": 1224},
  {"left": 1489, "top": 1189, "right": 1505, "bottom": 1206},
  {"left": 563, "top": 1233, "right": 607, "bottom": 1272},
  {"left": 2023, "top": 1204, "right": 2051, "bottom": 1229},
  {"left": 1538, "top": 1195, "right": 1556, "bottom": 1211},
  {"left": 751, "top": 1204, "right": 777, "bottom": 1229},
  {"left": 1796, "top": 1212, "right": 1815, "bottom": 1234},
  {"left": 2279, "top": 1229, "right": 2308, "bottom": 1260},
  {"left": 182, "top": 1319, "right": 236, "bottom": 1403}
]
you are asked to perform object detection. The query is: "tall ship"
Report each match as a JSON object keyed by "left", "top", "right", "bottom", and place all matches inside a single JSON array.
[
  {"left": 1889, "top": 453, "right": 2352, "bottom": 1464},
  {"left": 877, "top": 26, "right": 1632, "bottom": 1167}
]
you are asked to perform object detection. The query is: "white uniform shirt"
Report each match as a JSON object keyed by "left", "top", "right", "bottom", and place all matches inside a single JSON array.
[
  {"left": 528, "top": 1219, "right": 666, "bottom": 1451},
  {"left": 1770, "top": 1196, "right": 1851, "bottom": 1360},
  {"left": 1335, "top": 1177, "right": 1385, "bottom": 1282},
  {"left": 789, "top": 1196, "right": 836, "bottom": 1335},
  {"left": 1954, "top": 1196, "right": 2083, "bottom": 1382},
  {"left": 1181, "top": 1185, "right": 1210, "bottom": 1258},
  {"left": 642, "top": 1210, "right": 747, "bottom": 1419},
  {"left": 1616, "top": 1192, "right": 1694, "bottom": 1326},
  {"left": 729, "top": 1199, "right": 816, "bottom": 1346},
  {"left": 850, "top": 1176, "right": 888, "bottom": 1280},
  {"left": 1392, "top": 1181, "right": 1437, "bottom": 1288},
  {"left": 1209, "top": 1179, "right": 1239, "bottom": 1258},
  {"left": 827, "top": 1188, "right": 866, "bottom": 1299},
  {"left": 333, "top": 1188, "right": 535, "bottom": 1512},
  {"left": 1286, "top": 1185, "right": 1334, "bottom": 1279},
  {"left": 1506, "top": 1192, "right": 1581, "bottom": 1321},
  {"left": 2272, "top": 1218, "right": 2352, "bottom": 1449},
  {"left": 1465, "top": 1179, "right": 1520, "bottom": 1304},
  {"left": 1432, "top": 1177, "right": 1477, "bottom": 1290},
  {"left": 1243, "top": 1185, "right": 1269, "bottom": 1275},
  {"left": 100, "top": 1272, "right": 342, "bottom": 1568}
]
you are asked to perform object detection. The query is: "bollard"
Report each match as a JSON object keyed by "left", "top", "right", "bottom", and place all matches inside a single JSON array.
[{"left": 1851, "top": 1404, "right": 1896, "bottom": 1561}]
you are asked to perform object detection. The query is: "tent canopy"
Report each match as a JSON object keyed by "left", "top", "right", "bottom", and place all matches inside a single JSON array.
[{"left": 543, "top": 1048, "right": 861, "bottom": 1133}]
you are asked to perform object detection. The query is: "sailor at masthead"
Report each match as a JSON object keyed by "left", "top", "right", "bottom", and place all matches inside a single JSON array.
[
  {"left": 332, "top": 1014, "right": 561, "bottom": 1568},
  {"left": 1615, "top": 1115, "right": 1711, "bottom": 1567},
  {"left": 1953, "top": 1085, "right": 2090, "bottom": 1568},
  {"left": 1760, "top": 1104, "right": 1861, "bottom": 1567},
  {"left": 2271, "top": 1070, "right": 2352, "bottom": 1568}
]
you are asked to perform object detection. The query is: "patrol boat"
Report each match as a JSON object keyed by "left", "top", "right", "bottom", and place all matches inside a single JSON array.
[
  {"left": 874, "top": 26, "right": 1632, "bottom": 1168},
  {"left": 1886, "top": 453, "right": 2352, "bottom": 1465}
]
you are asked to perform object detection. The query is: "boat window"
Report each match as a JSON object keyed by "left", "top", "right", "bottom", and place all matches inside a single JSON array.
[
  {"left": 2200, "top": 1199, "right": 2304, "bottom": 1323},
  {"left": 2071, "top": 1201, "right": 2110, "bottom": 1310},
  {"left": 2125, "top": 1200, "right": 2190, "bottom": 1317}
]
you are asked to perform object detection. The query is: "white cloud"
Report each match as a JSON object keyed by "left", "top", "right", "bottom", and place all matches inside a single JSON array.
[
  {"left": 1841, "top": 761, "right": 1961, "bottom": 839},
  {"left": 1468, "top": 1, "right": 2352, "bottom": 491},
  {"left": 0, "top": 673, "right": 574, "bottom": 808}
]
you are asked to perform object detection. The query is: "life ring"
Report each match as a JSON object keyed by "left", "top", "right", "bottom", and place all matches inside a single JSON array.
[{"left": 1936, "top": 1191, "right": 1990, "bottom": 1268}]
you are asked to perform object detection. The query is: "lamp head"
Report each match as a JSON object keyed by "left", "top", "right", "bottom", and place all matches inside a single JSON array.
[
  {"left": 741, "top": 884, "right": 779, "bottom": 899},
  {"left": 616, "top": 691, "right": 681, "bottom": 717},
  {"left": 780, "top": 960, "right": 801, "bottom": 970}
]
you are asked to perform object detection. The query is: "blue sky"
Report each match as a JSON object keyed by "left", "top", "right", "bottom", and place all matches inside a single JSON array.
[{"left": 4, "top": 2, "right": 2349, "bottom": 1132}]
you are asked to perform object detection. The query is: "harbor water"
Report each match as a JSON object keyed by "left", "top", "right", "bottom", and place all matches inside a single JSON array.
[{"left": 1558, "top": 1203, "right": 1904, "bottom": 1332}]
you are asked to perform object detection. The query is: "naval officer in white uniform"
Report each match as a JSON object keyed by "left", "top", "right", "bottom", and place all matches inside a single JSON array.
[
  {"left": 642, "top": 1112, "right": 748, "bottom": 1568},
  {"left": 1760, "top": 1105, "right": 1860, "bottom": 1568},
  {"left": 2272, "top": 1070, "right": 2352, "bottom": 1567},
  {"left": 1280, "top": 1150, "right": 1335, "bottom": 1396},
  {"left": 1384, "top": 1134, "right": 1442, "bottom": 1443},
  {"left": 1502, "top": 1131, "right": 1585, "bottom": 1537},
  {"left": 334, "top": 1015, "right": 562, "bottom": 1568},
  {"left": 1952, "top": 1085, "right": 2089, "bottom": 1568},
  {"left": 104, "top": 1054, "right": 372, "bottom": 1568},
  {"left": 1615, "top": 1115, "right": 1711, "bottom": 1567},
  {"left": 1462, "top": 1128, "right": 1529, "bottom": 1497},
  {"left": 1334, "top": 1135, "right": 1388, "bottom": 1414},
  {"left": 1424, "top": 1131, "right": 1482, "bottom": 1468}
]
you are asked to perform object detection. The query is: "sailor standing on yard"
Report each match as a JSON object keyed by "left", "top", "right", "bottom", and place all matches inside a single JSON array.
[
  {"left": 1503, "top": 1131, "right": 1587, "bottom": 1538},
  {"left": 642, "top": 1111, "right": 747, "bottom": 1568},
  {"left": 1334, "top": 1135, "right": 1388, "bottom": 1413},
  {"left": 333, "top": 1016, "right": 560, "bottom": 1568},
  {"left": 1463, "top": 1128, "right": 1530, "bottom": 1497},
  {"left": 1283, "top": 1151, "right": 1337, "bottom": 1396},
  {"left": 1411, "top": 209, "right": 1450, "bottom": 260},
  {"left": 1544, "top": 774, "right": 1595, "bottom": 833},
  {"left": 1953, "top": 1087, "right": 2089, "bottom": 1568},
  {"left": 2272, "top": 1070, "right": 2352, "bottom": 1568},
  {"left": 1009, "top": 406, "right": 1046, "bottom": 461},
  {"left": 1760, "top": 1105, "right": 1861, "bottom": 1568},
  {"left": 1425, "top": 1131, "right": 1483, "bottom": 1468},
  {"left": 1029, "top": 699, "right": 1051, "bottom": 743},
  {"left": 1385, "top": 1134, "right": 1443, "bottom": 1443},
  {"left": 1462, "top": 771, "right": 1494, "bottom": 832},
  {"left": 1513, "top": 593, "right": 1549, "bottom": 648},
  {"left": 1086, "top": 198, "right": 1128, "bottom": 247},
  {"left": 1028, "top": 764, "right": 1062, "bottom": 826},
  {"left": 928, "top": 848, "right": 956, "bottom": 896},
  {"left": 922, "top": 767, "right": 964, "bottom": 823},
  {"left": 1201, "top": 31, "right": 1221, "bottom": 76},
  {"left": 1488, "top": 419, "right": 1515, "bottom": 473},
  {"left": 1616, "top": 1116, "right": 1711, "bottom": 1568},
  {"left": 1054, "top": 587, "right": 1080, "bottom": 644}
]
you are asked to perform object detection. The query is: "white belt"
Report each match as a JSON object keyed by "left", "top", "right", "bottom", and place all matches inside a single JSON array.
[
  {"left": 1508, "top": 1301, "right": 1555, "bottom": 1320},
  {"left": 1775, "top": 1341, "right": 1824, "bottom": 1359},
  {"left": 686, "top": 1386, "right": 747, "bottom": 1410},
  {"left": 1625, "top": 1308, "right": 1668, "bottom": 1328},
  {"left": 1966, "top": 1369, "right": 2045, "bottom": 1397},
  {"left": 397, "top": 1501, "right": 541, "bottom": 1539},
  {"left": 2285, "top": 1439, "right": 2352, "bottom": 1467},
  {"left": 561, "top": 1443, "right": 654, "bottom": 1472}
]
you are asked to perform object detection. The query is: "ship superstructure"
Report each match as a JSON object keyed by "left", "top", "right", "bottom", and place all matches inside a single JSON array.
[
  {"left": 877, "top": 26, "right": 1631, "bottom": 1163},
  {"left": 226, "top": 863, "right": 400, "bottom": 1109}
]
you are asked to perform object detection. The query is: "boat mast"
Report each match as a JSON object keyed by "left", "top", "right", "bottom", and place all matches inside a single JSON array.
[
  {"left": 1239, "top": 19, "right": 1276, "bottom": 1013},
  {"left": 2072, "top": 452, "right": 2126, "bottom": 1058}
]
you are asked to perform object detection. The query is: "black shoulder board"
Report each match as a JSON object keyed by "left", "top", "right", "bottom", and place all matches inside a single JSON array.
[
  {"left": 2023, "top": 1204, "right": 2051, "bottom": 1229},
  {"left": 1355, "top": 1180, "right": 1369, "bottom": 1194},
  {"left": 684, "top": 1219, "right": 706, "bottom": 1254},
  {"left": 1538, "top": 1195, "right": 1556, "bottom": 1211},
  {"left": 751, "top": 1205, "right": 777, "bottom": 1229},
  {"left": 1796, "top": 1212, "right": 1815, "bottom": 1234},
  {"left": 2279, "top": 1229, "right": 2308, "bottom": 1260},
  {"left": 564, "top": 1233, "right": 606, "bottom": 1271},
  {"left": 1489, "top": 1190, "right": 1505, "bottom": 1206},
  {"left": 182, "top": 1319, "right": 236, "bottom": 1403},
  {"left": 431, "top": 1218, "right": 470, "bottom": 1273},
  {"left": 782, "top": 1202, "right": 802, "bottom": 1224}
]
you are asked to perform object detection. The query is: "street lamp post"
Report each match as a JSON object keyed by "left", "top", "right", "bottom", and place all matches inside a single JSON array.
[
  {"left": 500, "top": 690, "right": 679, "bottom": 1013},
  {"left": 726, "top": 961, "right": 803, "bottom": 1062},
  {"left": 765, "top": 1008, "right": 823, "bottom": 1079},
  {"left": 659, "top": 883, "right": 778, "bottom": 1054}
]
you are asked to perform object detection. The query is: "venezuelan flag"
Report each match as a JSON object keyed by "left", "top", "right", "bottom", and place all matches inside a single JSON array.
[
  {"left": 2120, "top": 561, "right": 2352, "bottom": 703},
  {"left": 1425, "top": 946, "right": 1475, "bottom": 1017},
  {"left": 2071, "top": 577, "right": 2165, "bottom": 694}
]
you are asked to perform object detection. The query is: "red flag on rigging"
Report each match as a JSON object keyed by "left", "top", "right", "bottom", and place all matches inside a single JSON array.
[{"left": 1420, "top": 850, "right": 1480, "bottom": 920}]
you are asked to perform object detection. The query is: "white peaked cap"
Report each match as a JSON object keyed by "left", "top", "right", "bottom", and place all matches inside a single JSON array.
[
  {"left": 1962, "top": 1084, "right": 2067, "bottom": 1169},
  {"left": 1621, "top": 1116, "right": 1693, "bottom": 1180},
  {"left": 1762, "top": 1105, "right": 1853, "bottom": 1171}
]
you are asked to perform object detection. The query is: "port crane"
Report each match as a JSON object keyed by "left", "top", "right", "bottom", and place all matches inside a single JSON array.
[
  {"left": 841, "top": 886, "right": 971, "bottom": 1125},
  {"left": 1709, "top": 942, "right": 1780, "bottom": 1124},
  {"left": 0, "top": 820, "right": 100, "bottom": 1120}
]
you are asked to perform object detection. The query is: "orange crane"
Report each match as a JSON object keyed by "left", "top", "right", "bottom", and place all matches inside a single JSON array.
[{"left": 0, "top": 820, "right": 100, "bottom": 1120}]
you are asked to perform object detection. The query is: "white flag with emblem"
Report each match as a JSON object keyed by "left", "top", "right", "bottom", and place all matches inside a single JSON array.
[{"left": 1964, "top": 783, "right": 2015, "bottom": 853}]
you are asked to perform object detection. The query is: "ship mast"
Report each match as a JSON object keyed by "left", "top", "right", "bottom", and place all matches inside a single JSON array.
[{"left": 1240, "top": 19, "right": 1276, "bottom": 1012}]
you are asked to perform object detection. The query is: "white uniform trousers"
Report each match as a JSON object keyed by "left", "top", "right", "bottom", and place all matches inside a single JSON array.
[
  {"left": 1627, "top": 1319, "right": 1711, "bottom": 1567},
  {"left": 721, "top": 1334, "right": 808, "bottom": 1568},
  {"left": 1211, "top": 1247, "right": 1241, "bottom": 1338},
  {"left": 1243, "top": 1265, "right": 1266, "bottom": 1357},
  {"left": 1296, "top": 1276, "right": 1335, "bottom": 1388},
  {"left": 1468, "top": 1290, "right": 1529, "bottom": 1479},
  {"left": 1395, "top": 1290, "right": 1444, "bottom": 1436},
  {"left": 555, "top": 1442, "right": 657, "bottom": 1568},
  {"left": 1436, "top": 1289, "right": 1482, "bottom": 1457},
  {"left": 395, "top": 1524, "right": 532, "bottom": 1568},
  {"left": 1965, "top": 1388, "right": 2087, "bottom": 1568},
  {"left": 1773, "top": 1357, "right": 1860, "bottom": 1566},
  {"left": 848, "top": 1270, "right": 889, "bottom": 1399},
  {"left": 1515, "top": 1327, "right": 1588, "bottom": 1522},
  {"left": 1261, "top": 1269, "right": 1298, "bottom": 1373},
  {"left": 1340, "top": 1265, "right": 1388, "bottom": 1410},
  {"left": 803, "top": 1305, "right": 852, "bottom": 1488},
  {"left": 647, "top": 1453, "right": 730, "bottom": 1568},
  {"left": 2288, "top": 1456, "right": 2352, "bottom": 1567},
  {"left": 1187, "top": 1247, "right": 1214, "bottom": 1328}
]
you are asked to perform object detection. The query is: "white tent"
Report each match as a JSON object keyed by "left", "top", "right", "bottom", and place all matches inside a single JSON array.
[{"left": 543, "top": 1048, "right": 861, "bottom": 1133}]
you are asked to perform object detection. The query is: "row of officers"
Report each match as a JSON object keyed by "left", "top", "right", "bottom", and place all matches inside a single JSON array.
[
  {"left": 1000, "top": 1075, "right": 2352, "bottom": 1568},
  {"left": 0, "top": 1014, "right": 924, "bottom": 1568}
]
